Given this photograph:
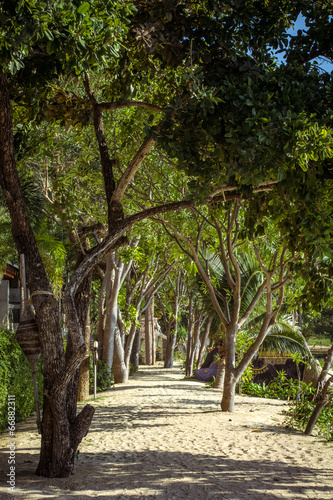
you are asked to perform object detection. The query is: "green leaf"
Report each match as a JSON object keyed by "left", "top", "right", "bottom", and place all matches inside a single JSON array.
[
  {"left": 44, "top": 29, "right": 54, "bottom": 41},
  {"left": 77, "top": 2, "right": 90, "bottom": 14}
]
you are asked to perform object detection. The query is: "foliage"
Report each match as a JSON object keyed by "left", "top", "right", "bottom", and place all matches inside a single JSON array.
[
  {"left": 0, "top": 328, "right": 43, "bottom": 432},
  {"left": 176, "top": 324, "right": 188, "bottom": 344},
  {"left": 242, "top": 370, "right": 314, "bottom": 402},
  {"left": 89, "top": 353, "right": 113, "bottom": 393},
  {"left": 129, "top": 362, "right": 138, "bottom": 375},
  {"left": 302, "top": 307, "right": 333, "bottom": 342},
  {"left": 284, "top": 394, "right": 333, "bottom": 441},
  {"left": 35, "top": 224, "right": 67, "bottom": 296},
  {"left": 173, "top": 348, "right": 186, "bottom": 361}
]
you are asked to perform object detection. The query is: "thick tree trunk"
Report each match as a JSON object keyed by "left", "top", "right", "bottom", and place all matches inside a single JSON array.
[
  {"left": 113, "top": 325, "right": 128, "bottom": 383},
  {"left": 220, "top": 372, "right": 237, "bottom": 412},
  {"left": 164, "top": 330, "right": 177, "bottom": 368},
  {"left": 213, "top": 357, "right": 226, "bottom": 389},
  {"left": 0, "top": 73, "right": 94, "bottom": 477}
]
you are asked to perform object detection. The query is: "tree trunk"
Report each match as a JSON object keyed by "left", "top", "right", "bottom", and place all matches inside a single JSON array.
[
  {"left": 221, "top": 326, "right": 237, "bottom": 412},
  {"left": 220, "top": 371, "right": 237, "bottom": 411},
  {"left": 145, "top": 299, "right": 154, "bottom": 365},
  {"left": 316, "top": 343, "right": 333, "bottom": 389},
  {"left": 77, "top": 327, "right": 91, "bottom": 401},
  {"left": 96, "top": 271, "right": 108, "bottom": 360},
  {"left": 305, "top": 377, "right": 333, "bottom": 436},
  {"left": 113, "top": 325, "right": 128, "bottom": 383},
  {"left": 151, "top": 299, "right": 156, "bottom": 364},
  {"left": 197, "top": 317, "right": 213, "bottom": 369},
  {"left": 188, "top": 316, "right": 201, "bottom": 376},
  {"left": 164, "top": 297, "right": 179, "bottom": 369},
  {"left": 130, "top": 327, "right": 141, "bottom": 370},
  {"left": 0, "top": 73, "right": 94, "bottom": 477},
  {"left": 77, "top": 274, "right": 92, "bottom": 401},
  {"left": 213, "top": 357, "right": 225, "bottom": 389},
  {"left": 186, "top": 309, "right": 202, "bottom": 377},
  {"left": 101, "top": 255, "right": 119, "bottom": 367},
  {"left": 164, "top": 332, "right": 177, "bottom": 368},
  {"left": 185, "top": 298, "right": 194, "bottom": 376}
]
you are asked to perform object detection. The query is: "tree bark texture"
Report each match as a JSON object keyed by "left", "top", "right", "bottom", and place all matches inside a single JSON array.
[{"left": 0, "top": 73, "right": 94, "bottom": 477}]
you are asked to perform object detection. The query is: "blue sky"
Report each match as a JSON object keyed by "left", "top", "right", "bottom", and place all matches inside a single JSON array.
[{"left": 283, "top": 15, "right": 333, "bottom": 73}]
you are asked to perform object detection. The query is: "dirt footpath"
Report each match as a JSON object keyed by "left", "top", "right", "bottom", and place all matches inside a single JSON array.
[{"left": 0, "top": 363, "right": 332, "bottom": 499}]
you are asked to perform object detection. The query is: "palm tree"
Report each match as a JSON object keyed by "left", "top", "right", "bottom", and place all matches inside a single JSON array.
[{"left": 197, "top": 251, "right": 310, "bottom": 387}]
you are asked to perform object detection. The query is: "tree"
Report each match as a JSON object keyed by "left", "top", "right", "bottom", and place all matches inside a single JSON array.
[
  {"left": 157, "top": 267, "right": 188, "bottom": 368},
  {"left": 2, "top": 0, "right": 332, "bottom": 476},
  {"left": 0, "top": 0, "right": 138, "bottom": 477},
  {"left": 158, "top": 202, "right": 296, "bottom": 411}
]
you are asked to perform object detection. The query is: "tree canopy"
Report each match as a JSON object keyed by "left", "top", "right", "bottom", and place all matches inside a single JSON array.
[{"left": 1, "top": 0, "right": 333, "bottom": 477}]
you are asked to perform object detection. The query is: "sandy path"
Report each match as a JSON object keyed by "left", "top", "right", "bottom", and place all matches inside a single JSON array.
[{"left": 0, "top": 363, "right": 332, "bottom": 499}]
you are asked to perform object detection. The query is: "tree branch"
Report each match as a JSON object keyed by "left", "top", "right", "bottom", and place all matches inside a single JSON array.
[{"left": 98, "top": 100, "right": 164, "bottom": 113}]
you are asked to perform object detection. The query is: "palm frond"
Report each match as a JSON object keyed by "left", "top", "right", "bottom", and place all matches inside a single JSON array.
[{"left": 259, "top": 326, "right": 310, "bottom": 357}]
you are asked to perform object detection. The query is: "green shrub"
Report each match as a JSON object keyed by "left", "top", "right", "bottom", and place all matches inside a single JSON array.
[
  {"left": 173, "top": 349, "right": 186, "bottom": 360},
  {"left": 89, "top": 352, "right": 113, "bottom": 393},
  {"left": 241, "top": 381, "right": 266, "bottom": 398},
  {"left": 129, "top": 363, "right": 138, "bottom": 375},
  {"left": 241, "top": 370, "right": 333, "bottom": 440},
  {"left": 0, "top": 328, "right": 43, "bottom": 433},
  {"left": 284, "top": 393, "right": 333, "bottom": 441},
  {"left": 242, "top": 370, "right": 314, "bottom": 402}
]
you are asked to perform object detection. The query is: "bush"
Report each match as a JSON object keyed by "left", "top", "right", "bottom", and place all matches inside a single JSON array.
[
  {"left": 242, "top": 370, "right": 314, "bottom": 402},
  {"left": 242, "top": 370, "right": 333, "bottom": 441},
  {"left": 89, "top": 352, "right": 113, "bottom": 393},
  {"left": 0, "top": 328, "right": 43, "bottom": 433},
  {"left": 284, "top": 393, "right": 333, "bottom": 441}
]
